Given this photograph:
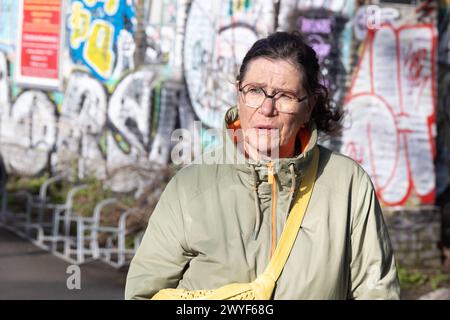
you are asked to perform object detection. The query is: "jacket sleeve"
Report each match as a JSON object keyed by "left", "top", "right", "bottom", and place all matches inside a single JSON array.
[
  {"left": 348, "top": 172, "right": 401, "bottom": 300},
  {"left": 125, "top": 177, "right": 192, "bottom": 300}
]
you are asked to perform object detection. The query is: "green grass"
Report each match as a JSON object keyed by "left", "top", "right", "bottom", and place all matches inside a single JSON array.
[
  {"left": 71, "top": 177, "right": 113, "bottom": 217},
  {"left": 430, "top": 271, "right": 450, "bottom": 290},
  {"left": 398, "top": 265, "right": 450, "bottom": 293},
  {"left": 6, "top": 174, "right": 50, "bottom": 195},
  {"left": 398, "top": 266, "right": 428, "bottom": 289}
]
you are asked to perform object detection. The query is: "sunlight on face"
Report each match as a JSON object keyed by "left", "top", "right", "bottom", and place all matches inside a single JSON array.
[{"left": 237, "top": 58, "right": 312, "bottom": 160}]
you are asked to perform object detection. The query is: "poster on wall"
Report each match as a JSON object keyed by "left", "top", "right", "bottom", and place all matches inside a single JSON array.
[{"left": 15, "top": 0, "right": 64, "bottom": 90}]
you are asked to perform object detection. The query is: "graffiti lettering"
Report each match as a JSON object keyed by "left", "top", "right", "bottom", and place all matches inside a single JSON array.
[
  {"left": 1, "top": 91, "right": 56, "bottom": 176},
  {"left": 68, "top": 0, "right": 136, "bottom": 81},
  {"left": 68, "top": 2, "right": 91, "bottom": 49},
  {"left": 83, "top": 20, "right": 115, "bottom": 79},
  {"left": 184, "top": 0, "right": 274, "bottom": 128},
  {"left": 54, "top": 71, "right": 107, "bottom": 178},
  {"left": 299, "top": 17, "right": 332, "bottom": 34},
  {"left": 342, "top": 24, "right": 437, "bottom": 206}
]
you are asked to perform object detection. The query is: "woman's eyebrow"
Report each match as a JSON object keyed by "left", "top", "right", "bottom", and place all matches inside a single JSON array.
[
  {"left": 244, "top": 81, "right": 266, "bottom": 87},
  {"left": 245, "top": 82, "right": 298, "bottom": 93}
]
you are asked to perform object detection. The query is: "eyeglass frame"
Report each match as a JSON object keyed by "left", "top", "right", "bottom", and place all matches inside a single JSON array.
[{"left": 237, "top": 82, "right": 308, "bottom": 113}]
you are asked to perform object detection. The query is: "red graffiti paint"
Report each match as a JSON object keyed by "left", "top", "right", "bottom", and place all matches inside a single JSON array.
[
  {"left": 343, "top": 24, "right": 437, "bottom": 206},
  {"left": 404, "top": 45, "right": 430, "bottom": 90}
]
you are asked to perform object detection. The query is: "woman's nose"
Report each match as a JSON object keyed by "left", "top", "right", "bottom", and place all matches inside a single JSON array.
[{"left": 259, "top": 97, "right": 277, "bottom": 116}]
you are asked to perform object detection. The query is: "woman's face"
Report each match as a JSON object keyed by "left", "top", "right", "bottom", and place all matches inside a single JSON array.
[{"left": 237, "top": 57, "right": 313, "bottom": 159}]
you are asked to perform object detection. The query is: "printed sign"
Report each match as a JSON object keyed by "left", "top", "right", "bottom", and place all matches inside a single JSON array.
[{"left": 15, "top": 0, "right": 64, "bottom": 89}]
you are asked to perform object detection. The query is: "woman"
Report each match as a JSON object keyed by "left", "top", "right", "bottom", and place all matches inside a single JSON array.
[{"left": 125, "top": 32, "right": 400, "bottom": 300}]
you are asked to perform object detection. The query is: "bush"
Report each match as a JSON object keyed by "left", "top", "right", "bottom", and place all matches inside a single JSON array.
[
  {"left": 6, "top": 173, "right": 50, "bottom": 195},
  {"left": 398, "top": 266, "right": 428, "bottom": 289}
]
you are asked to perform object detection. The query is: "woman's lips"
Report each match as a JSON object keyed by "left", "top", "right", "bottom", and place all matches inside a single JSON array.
[{"left": 253, "top": 125, "right": 278, "bottom": 129}]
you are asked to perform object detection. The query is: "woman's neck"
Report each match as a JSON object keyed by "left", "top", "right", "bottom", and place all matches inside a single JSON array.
[
  {"left": 244, "top": 136, "right": 299, "bottom": 161},
  {"left": 279, "top": 135, "right": 297, "bottom": 158}
]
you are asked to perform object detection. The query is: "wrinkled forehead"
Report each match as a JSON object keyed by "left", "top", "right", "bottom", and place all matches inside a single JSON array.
[{"left": 242, "top": 57, "right": 305, "bottom": 93}]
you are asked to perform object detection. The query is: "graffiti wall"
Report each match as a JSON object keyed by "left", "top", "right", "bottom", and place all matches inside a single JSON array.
[
  {"left": 184, "top": 0, "right": 275, "bottom": 128},
  {"left": 0, "top": 0, "right": 183, "bottom": 193},
  {"left": 0, "top": 0, "right": 448, "bottom": 206},
  {"left": 340, "top": 1, "right": 439, "bottom": 207},
  {"left": 67, "top": 0, "right": 137, "bottom": 82},
  {"left": 437, "top": 0, "right": 450, "bottom": 199},
  {"left": 342, "top": 24, "right": 437, "bottom": 206},
  {"left": 278, "top": 0, "right": 355, "bottom": 105}
]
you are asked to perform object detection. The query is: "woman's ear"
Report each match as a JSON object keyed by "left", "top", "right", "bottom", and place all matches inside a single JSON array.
[{"left": 236, "top": 81, "right": 242, "bottom": 108}]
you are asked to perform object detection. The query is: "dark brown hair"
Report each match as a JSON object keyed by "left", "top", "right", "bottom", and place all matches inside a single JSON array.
[{"left": 237, "top": 31, "right": 342, "bottom": 135}]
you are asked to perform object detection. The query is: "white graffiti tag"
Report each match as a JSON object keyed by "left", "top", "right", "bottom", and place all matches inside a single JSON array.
[{"left": 341, "top": 24, "right": 437, "bottom": 206}]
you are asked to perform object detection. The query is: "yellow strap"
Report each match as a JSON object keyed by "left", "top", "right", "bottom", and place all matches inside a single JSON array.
[{"left": 262, "top": 147, "right": 320, "bottom": 282}]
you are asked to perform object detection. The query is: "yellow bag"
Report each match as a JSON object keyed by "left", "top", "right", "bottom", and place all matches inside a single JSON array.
[{"left": 152, "top": 148, "right": 320, "bottom": 300}]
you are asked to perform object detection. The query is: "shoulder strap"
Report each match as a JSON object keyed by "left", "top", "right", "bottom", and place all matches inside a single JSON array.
[{"left": 262, "top": 147, "right": 320, "bottom": 282}]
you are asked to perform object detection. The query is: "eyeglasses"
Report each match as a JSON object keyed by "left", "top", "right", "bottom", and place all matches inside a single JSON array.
[{"left": 238, "top": 83, "right": 308, "bottom": 114}]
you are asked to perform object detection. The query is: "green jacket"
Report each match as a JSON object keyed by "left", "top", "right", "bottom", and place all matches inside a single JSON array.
[{"left": 125, "top": 107, "right": 400, "bottom": 300}]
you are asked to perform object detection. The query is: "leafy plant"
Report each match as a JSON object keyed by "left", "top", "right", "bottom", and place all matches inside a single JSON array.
[
  {"left": 398, "top": 266, "right": 428, "bottom": 289},
  {"left": 6, "top": 174, "right": 50, "bottom": 194},
  {"left": 72, "top": 177, "right": 114, "bottom": 217},
  {"left": 430, "top": 271, "right": 450, "bottom": 290}
]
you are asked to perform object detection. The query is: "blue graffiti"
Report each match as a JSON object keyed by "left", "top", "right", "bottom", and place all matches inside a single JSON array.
[{"left": 67, "top": 0, "right": 136, "bottom": 82}]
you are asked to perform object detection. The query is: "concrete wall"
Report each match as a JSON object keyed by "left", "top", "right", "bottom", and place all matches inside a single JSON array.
[{"left": 384, "top": 207, "right": 442, "bottom": 267}]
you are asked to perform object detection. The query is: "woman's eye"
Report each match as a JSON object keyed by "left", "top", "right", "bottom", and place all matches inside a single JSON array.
[
  {"left": 248, "top": 87, "right": 263, "bottom": 94},
  {"left": 278, "top": 93, "right": 294, "bottom": 100}
]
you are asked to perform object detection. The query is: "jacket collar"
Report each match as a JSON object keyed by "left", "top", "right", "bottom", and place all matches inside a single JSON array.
[{"left": 222, "top": 106, "right": 318, "bottom": 188}]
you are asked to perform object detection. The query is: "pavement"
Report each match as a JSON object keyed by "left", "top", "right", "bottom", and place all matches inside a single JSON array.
[{"left": 0, "top": 226, "right": 127, "bottom": 300}]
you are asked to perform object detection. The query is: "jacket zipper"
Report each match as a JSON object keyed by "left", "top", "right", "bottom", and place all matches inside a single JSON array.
[{"left": 267, "top": 162, "right": 276, "bottom": 258}]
